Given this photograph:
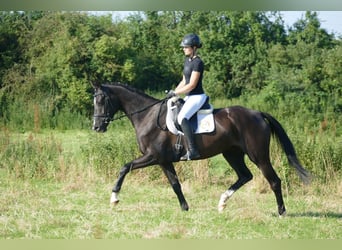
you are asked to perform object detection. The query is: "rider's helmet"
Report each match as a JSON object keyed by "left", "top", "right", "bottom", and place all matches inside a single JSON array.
[{"left": 180, "top": 34, "right": 202, "bottom": 48}]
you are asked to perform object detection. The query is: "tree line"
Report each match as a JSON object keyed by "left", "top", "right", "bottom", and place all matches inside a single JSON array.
[{"left": 0, "top": 11, "right": 341, "bottom": 129}]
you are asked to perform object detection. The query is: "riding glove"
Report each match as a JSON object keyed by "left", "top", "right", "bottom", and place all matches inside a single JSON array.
[{"left": 166, "top": 90, "right": 176, "bottom": 98}]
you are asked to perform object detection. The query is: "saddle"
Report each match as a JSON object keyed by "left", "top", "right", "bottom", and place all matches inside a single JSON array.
[{"left": 166, "top": 96, "right": 215, "bottom": 135}]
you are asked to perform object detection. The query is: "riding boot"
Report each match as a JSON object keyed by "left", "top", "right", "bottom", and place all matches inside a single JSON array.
[{"left": 180, "top": 118, "right": 200, "bottom": 160}]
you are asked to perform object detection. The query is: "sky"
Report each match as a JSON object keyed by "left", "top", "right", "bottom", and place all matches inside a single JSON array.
[
  {"left": 97, "top": 11, "right": 342, "bottom": 37},
  {"left": 280, "top": 11, "right": 342, "bottom": 36}
]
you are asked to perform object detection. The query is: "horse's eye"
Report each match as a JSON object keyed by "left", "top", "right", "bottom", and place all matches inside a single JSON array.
[{"left": 94, "top": 94, "right": 105, "bottom": 104}]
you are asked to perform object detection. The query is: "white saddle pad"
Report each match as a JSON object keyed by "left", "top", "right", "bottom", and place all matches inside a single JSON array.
[{"left": 166, "top": 97, "right": 215, "bottom": 135}]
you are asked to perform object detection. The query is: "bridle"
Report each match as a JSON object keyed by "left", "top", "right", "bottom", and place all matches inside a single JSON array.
[
  {"left": 93, "top": 91, "right": 115, "bottom": 124},
  {"left": 93, "top": 88, "right": 169, "bottom": 126}
]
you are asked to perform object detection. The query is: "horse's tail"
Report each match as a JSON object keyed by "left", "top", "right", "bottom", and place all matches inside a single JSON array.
[{"left": 261, "top": 112, "right": 311, "bottom": 184}]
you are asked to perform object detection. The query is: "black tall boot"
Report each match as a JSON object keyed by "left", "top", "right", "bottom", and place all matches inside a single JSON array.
[{"left": 180, "top": 118, "right": 200, "bottom": 160}]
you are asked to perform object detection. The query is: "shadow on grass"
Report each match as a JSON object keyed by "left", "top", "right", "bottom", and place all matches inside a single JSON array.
[{"left": 284, "top": 211, "right": 342, "bottom": 219}]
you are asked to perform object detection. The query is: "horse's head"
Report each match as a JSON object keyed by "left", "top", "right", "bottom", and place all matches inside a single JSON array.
[{"left": 92, "top": 83, "right": 119, "bottom": 132}]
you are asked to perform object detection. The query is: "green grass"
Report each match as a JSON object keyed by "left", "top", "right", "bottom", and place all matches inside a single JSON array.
[
  {"left": 0, "top": 167, "right": 341, "bottom": 239},
  {"left": 0, "top": 129, "right": 341, "bottom": 239}
]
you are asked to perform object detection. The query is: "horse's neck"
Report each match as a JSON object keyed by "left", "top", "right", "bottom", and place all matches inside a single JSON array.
[{"left": 113, "top": 85, "right": 158, "bottom": 118}]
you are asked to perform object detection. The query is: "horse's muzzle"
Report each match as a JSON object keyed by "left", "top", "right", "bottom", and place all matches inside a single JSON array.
[{"left": 93, "top": 125, "right": 107, "bottom": 133}]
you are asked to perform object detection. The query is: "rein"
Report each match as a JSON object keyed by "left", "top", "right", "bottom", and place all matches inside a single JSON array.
[{"left": 113, "top": 98, "right": 168, "bottom": 122}]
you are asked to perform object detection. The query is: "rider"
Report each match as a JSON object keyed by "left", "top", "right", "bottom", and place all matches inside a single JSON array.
[{"left": 167, "top": 33, "right": 208, "bottom": 160}]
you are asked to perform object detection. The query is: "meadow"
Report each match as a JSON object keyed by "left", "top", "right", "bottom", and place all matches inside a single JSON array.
[
  {"left": 0, "top": 125, "right": 341, "bottom": 239},
  {"left": 1, "top": 10, "right": 341, "bottom": 241}
]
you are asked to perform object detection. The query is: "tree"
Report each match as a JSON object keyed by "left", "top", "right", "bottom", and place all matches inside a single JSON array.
[
  {"left": 1, "top": 10, "right": 341, "bottom": 130},
  {"left": 287, "top": 11, "right": 334, "bottom": 48}
]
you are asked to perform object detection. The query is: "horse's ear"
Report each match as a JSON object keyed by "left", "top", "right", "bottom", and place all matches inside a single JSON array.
[{"left": 92, "top": 81, "right": 101, "bottom": 89}]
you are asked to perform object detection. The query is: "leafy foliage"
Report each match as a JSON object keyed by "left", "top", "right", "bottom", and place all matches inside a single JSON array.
[{"left": 0, "top": 11, "right": 341, "bottom": 130}]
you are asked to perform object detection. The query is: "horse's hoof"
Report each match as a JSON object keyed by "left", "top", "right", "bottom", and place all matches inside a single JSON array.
[
  {"left": 181, "top": 203, "right": 189, "bottom": 211},
  {"left": 279, "top": 211, "right": 287, "bottom": 218},
  {"left": 111, "top": 200, "right": 120, "bottom": 206},
  {"left": 110, "top": 192, "right": 119, "bottom": 205},
  {"left": 218, "top": 204, "right": 226, "bottom": 213}
]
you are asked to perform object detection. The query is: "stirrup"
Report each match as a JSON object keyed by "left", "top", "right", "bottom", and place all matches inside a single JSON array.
[{"left": 180, "top": 150, "right": 200, "bottom": 161}]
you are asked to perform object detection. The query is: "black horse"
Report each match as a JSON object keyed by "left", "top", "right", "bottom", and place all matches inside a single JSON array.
[{"left": 92, "top": 82, "right": 310, "bottom": 216}]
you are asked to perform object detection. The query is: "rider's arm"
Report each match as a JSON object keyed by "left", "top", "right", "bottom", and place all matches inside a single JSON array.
[{"left": 175, "top": 71, "right": 200, "bottom": 95}]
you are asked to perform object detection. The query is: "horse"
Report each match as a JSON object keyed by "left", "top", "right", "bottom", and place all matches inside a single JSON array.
[{"left": 92, "top": 82, "right": 310, "bottom": 216}]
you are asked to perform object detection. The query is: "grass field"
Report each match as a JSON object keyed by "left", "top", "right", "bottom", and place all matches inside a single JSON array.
[
  {"left": 0, "top": 169, "right": 341, "bottom": 239},
  {"left": 0, "top": 130, "right": 341, "bottom": 239}
]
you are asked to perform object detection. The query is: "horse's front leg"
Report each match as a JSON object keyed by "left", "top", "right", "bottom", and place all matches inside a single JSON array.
[
  {"left": 160, "top": 163, "right": 189, "bottom": 211},
  {"left": 110, "top": 162, "right": 131, "bottom": 204},
  {"left": 111, "top": 154, "right": 156, "bottom": 205}
]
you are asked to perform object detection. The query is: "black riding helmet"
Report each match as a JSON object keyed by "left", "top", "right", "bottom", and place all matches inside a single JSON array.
[{"left": 180, "top": 33, "right": 202, "bottom": 48}]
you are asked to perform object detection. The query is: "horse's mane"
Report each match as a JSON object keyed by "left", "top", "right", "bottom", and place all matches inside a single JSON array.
[{"left": 104, "top": 82, "right": 158, "bottom": 101}]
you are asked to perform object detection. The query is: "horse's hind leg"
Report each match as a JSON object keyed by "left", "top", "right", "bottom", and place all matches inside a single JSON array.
[
  {"left": 257, "top": 160, "right": 286, "bottom": 216},
  {"left": 218, "top": 150, "right": 253, "bottom": 212}
]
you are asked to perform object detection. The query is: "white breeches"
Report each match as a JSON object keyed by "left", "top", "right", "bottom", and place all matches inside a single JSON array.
[{"left": 177, "top": 94, "right": 207, "bottom": 125}]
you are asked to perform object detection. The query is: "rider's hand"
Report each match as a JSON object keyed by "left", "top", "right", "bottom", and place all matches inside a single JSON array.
[{"left": 166, "top": 90, "right": 176, "bottom": 98}]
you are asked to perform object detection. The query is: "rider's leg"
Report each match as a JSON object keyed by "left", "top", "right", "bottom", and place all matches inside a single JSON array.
[
  {"left": 180, "top": 118, "right": 200, "bottom": 160},
  {"left": 177, "top": 94, "right": 207, "bottom": 160}
]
